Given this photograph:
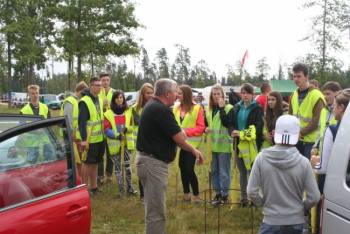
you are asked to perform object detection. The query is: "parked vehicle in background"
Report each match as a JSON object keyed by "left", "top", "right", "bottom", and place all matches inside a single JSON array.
[
  {"left": 0, "top": 114, "right": 91, "bottom": 233},
  {"left": 39, "top": 94, "right": 61, "bottom": 110},
  {"left": 57, "top": 93, "right": 65, "bottom": 105},
  {"left": 124, "top": 91, "right": 139, "bottom": 106},
  {"left": 320, "top": 106, "right": 350, "bottom": 234}
]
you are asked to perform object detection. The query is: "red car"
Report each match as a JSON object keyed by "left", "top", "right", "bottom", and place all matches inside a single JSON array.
[{"left": 0, "top": 114, "right": 91, "bottom": 233}]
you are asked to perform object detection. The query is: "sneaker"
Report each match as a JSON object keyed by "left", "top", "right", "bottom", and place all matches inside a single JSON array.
[
  {"left": 97, "top": 179, "right": 104, "bottom": 186},
  {"left": 217, "top": 195, "right": 229, "bottom": 206},
  {"left": 90, "top": 187, "right": 102, "bottom": 198},
  {"left": 249, "top": 201, "right": 257, "bottom": 208},
  {"left": 237, "top": 199, "right": 249, "bottom": 208},
  {"left": 211, "top": 194, "right": 222, "bottom": 206},
  {"left": 127, "top": 187, "right": 138, "bottom": 195},
  {"left": 140, "top": 197, "right": 145, "bottom": 204},
  {"left": 179, "top": 197, "right": 191, "bottom": 203},
  {"left": 303, "top": 220, "right": 311, "bottom": 234}
]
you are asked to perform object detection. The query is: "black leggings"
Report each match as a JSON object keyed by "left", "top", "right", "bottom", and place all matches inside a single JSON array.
[{"left": 179, "top": 149, "right": 199, "bottom": 196}]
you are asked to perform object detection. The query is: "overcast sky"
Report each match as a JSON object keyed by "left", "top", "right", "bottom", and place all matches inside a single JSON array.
[{"left": 123, "top": 0, "right": 350, "bottom": 80}]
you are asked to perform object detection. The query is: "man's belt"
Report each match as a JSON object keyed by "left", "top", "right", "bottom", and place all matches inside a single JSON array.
[{"left": 139, "top": 152, "right": 171, "bottom": 164}]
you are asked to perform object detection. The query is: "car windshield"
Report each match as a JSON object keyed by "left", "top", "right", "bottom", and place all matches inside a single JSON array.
[{"left": 43, "top": 95, "right": 57, "bottom": 101}]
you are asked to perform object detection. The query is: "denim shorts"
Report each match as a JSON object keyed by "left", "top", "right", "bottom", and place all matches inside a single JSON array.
[{"left": 258, "top": 222, "right": 304, "bottom": 234}]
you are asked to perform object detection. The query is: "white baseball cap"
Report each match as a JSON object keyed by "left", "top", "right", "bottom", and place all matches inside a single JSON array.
[{"left": 274, "top": 115, "right": 300, "bottom": 145}]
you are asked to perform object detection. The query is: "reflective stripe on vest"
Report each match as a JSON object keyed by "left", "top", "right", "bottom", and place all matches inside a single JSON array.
[
  {"left": 104, "top": 108, "right": 135, "bottom": 154},
  {"left": 205, "top": 104, "right": 233, "bottom": 153},
  {"left": 318, "top": 108, "right": 337, "bottom": 155},
  {"left": 81, "top": 95, "right": 104, "bottom": 143},
  {"left": 60, "top": 96, "right": 81, "bottom": 139},
  {"left": 290, "top": 89, "right": 325, "bottom": 142},
  {"left": 132, "top": 104, "right": 142, "bottom": 144},
  {"left": 20, "top": 103, "right": 49, "bottom": 147},
  {"left": 173, "top": 104, "right": 203, "bottom": 148}
]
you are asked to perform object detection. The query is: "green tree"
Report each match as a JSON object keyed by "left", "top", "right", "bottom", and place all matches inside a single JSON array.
[
  {"left": 52, "top": 0, "right": 141, "bottom": 81},
  {"left": 302, "top": 0, "right": 349, "bottom": 84},
  {"left": 140, "top": 47, "right": 150, "bottom": 80},
  {"left": 155, "top": 48, "right": 169, "bottom": 79},
  {"left": 174, "top": 44, "right": 190, "bottom": 84},
  {"left": 255, "top": 57, "right": 271, "bottom": 84}
]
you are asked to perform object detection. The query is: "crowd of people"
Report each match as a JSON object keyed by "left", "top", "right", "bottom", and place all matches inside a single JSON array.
[{"left": 18, "top": 62, "right": 350, "bottom": 234}]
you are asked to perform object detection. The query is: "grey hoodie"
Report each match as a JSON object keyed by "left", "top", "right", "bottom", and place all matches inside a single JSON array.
[{"left": 247, "top": 145, "right": 320, "bottom": 225}]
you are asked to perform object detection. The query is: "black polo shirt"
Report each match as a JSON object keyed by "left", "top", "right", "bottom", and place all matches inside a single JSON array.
[{"left": 137, "top": 98, "right": 182, "bottom": 162}]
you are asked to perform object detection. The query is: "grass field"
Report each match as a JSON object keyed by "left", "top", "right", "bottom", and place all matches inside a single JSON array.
[{"left": 0, "top": 105, "right": 263, "bottom": 233}]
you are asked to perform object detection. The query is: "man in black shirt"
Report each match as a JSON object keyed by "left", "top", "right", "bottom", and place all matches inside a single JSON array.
[
  {"left": 228, "top": 87, "right": 241, "bottom": 106},
  {"left": 136, "top": 78, "right": 204, "bottom": 234}
]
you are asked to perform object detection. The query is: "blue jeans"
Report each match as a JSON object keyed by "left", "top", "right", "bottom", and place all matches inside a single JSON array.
[
  {"left": 211, "top": 152, "right": 231, "bottom": 196},
  {"left": 295, "top": 141, "right": 314, "bottom": 160},
  {"left": 258, "top": 222, "right": 304, "bottom": 234},
  {"left": 27, "top": 144, "right": 55, "bottom": 164}
]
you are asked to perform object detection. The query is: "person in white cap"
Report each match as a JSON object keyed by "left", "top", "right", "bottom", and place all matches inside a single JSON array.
[{"left": 247, "top": 115, "right": 320, "bottom": 234}]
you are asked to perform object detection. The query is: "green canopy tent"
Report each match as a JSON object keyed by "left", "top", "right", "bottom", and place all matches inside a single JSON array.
[{"left": 254, "top": 80, "right": 297, "bottom": 96}]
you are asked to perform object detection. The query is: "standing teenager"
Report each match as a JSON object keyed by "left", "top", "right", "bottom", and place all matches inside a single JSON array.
[
  {"left": 228, "top": 83, "right": 264, "bottom": 207},
  {"left": 204, "top": 84, "right": 233, "bottom": 205},
  {"left": 260, "top": 91, "right": 284, "bottom": 151},
  {"left": 173, "top": 85, "right": 205, "bottom": 205},
  {"left": 104, "top": 90, "right": 137, "bottom": 196},
  {"left": 132, "top": 83, "right": 154, "bottom": 203}
]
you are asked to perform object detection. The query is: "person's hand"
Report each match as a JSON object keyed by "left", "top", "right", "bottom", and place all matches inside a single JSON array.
[
  {"left": 311, "top": 148, "right": 318, "bottom": 156},
  {"left": 310, "top": 155, "right": 321, "bottom": 168},
  {"left": 192, "top": 149, "right": 204, "bottom": 165},
  {"left": 231, "top": 130, "right": 240, "bottom": 138},
  {"left": 204, "top": 127, "right": 210, "bottom": 134},
  {"left": 72, "top": 134, "right": 76, "bottom": 142},
  {"left": 103, "top": 99, "right": 108, "bottom": 106},
  {"left": 80, "top": 141, "right": 87, "bottom": 151},
  {"left": 217, "top": 98, "right": 225, "bottom": 107},
  {"left": 264, "top": 133, "right": 272, "bottom": 141}
]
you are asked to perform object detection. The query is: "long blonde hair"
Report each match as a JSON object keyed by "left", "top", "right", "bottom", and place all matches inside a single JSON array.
[
  {"left": 208, "top": 84, "right": 225, "bottom": 111},
  {"left": 135, "top": 83, "right": 154, "bottom": 112}
]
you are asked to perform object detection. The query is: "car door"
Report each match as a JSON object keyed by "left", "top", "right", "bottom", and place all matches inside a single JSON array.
[
  {"left": 0, "top": 115, "right": 91, "bottom": 234},
  {"left": 321, "top": 107, "right": 350, "bottom": 234}
]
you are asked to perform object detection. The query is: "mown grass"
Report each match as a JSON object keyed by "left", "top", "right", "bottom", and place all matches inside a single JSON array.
[{"left": 0, "top": 105, "right": 264, "bottom": 233}]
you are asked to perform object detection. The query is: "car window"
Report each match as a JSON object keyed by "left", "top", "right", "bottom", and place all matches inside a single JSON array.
[
  {"left": 0, "top": 119, "right": 73, "bottom": 209},
  {"left": 0, "top": 115, "right": 43, "bottom": 132},
  {"left": 126, "top": 95, "right": 132, "bottom": 101}
]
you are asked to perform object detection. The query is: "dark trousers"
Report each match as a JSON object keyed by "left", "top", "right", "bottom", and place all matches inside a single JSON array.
[
  {"left": 296, "top": 141, "right": 314, "bottom": 160},
  {"left": 98, "top": 143, "right": 114, "bottom": 179},
  {"left": 179, "top": 149, "right": 199, "bottom": 196},
  {"left": 139, "top": 179, "right": 144, "bottom": 198},
  {"left": 296, "top": 141, "right": 314, "bottom": 219}
]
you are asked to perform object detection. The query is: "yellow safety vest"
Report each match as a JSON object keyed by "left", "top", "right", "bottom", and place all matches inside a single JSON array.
[
  {"left": 205, "top": 105, "right": 233, "bottom": 153},
  {"left": 290, "top": 89, "right": 325, "bottom": 142},
  {"left": 104, "top": 108, "right": 134, "bottom": 154},
  {"left": 173, "top": 104, "right": 203, "bottom": 148},
  {"left": 20, "top": 103, "right": 50, "bottom": 147},
  {"left": 131, "top": 103, "right": 142, "bottom": 144},
  {"left": 318, "top": 108, "right": 337, "bottom": 155},
  {"left": 98, "top": 87, "right": 115, "bottom": 110},
  {"left": 60, "top": 96, "right": 81, "bottom": 140},
  {"left": 80, "top": 95, "right": 104, "bottom": 143},
  {"left": 238, "top": 125, "right": 258, "bottom": 170},
  {"left": 260, "top": 125, "right": 271, "bottom": 151}
]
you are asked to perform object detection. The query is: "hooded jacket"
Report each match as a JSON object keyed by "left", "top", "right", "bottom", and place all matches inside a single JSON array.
[
  {"left": 247, "top": 145, "right": 320, "bottom": 225},
  {"left": 227, "top": 100, "right": 264, "bottom": 150}
]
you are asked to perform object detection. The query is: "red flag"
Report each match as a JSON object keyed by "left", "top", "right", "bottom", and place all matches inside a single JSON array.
[{"left": 241, "top": 50, "right": 249, "bottom": 67}]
